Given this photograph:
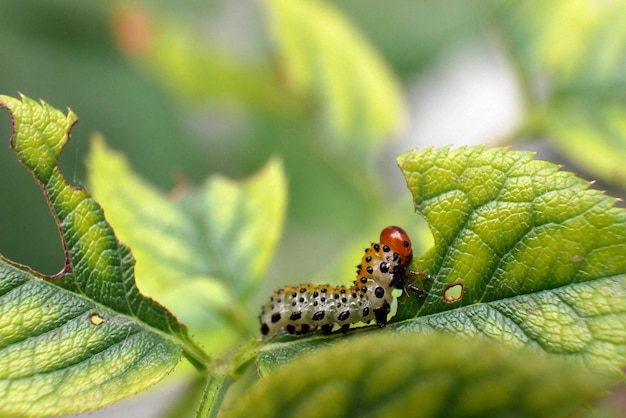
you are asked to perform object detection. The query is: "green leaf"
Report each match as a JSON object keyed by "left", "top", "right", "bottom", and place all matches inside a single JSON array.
[
  {"left": 145, "top": 21, "right": 296, "bottom": 119},
  {"left": 230, "top": 333, "right": 622, "bottom": 418},
  {"left": 545, "top": 101, "right": 626, "bottom": 188},
  {"left": 0, "top": 94, "right": 209, "bottom": 417},
  {"left": 493, "top": 0, "right": 626, "bottom": 83},
  {"left": 87, "top": 136, "right": 286, "bottom": 353},
  {"left": 483, "top": 0, "right": 626, "bottom": 187},
  {"left": 264, "top": 0, "right": 406, "bottom": 142},
  {"left": 394, "top": 146, "right": 626, "bottom": 370}
]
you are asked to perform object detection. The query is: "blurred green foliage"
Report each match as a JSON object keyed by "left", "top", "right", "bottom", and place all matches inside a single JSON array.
[
  {"left": 234, "top": 333, "right": 622, "bottom": 418},
  {"left": 0, "top": 0, "right": 476, "bottom": 282},
  {"left": 2, "top": 0, "right": 624, "bottom": 281},
  {"left": 88, "top": 138, "right": 287, "bottom": 354}
]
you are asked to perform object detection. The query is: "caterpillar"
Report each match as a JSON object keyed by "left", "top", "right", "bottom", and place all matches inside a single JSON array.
[{"left": 259, "top": 226, "right": 428, "bottom": 338}]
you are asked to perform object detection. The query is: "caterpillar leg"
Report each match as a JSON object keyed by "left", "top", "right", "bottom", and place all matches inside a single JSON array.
[
  {"left": 391, "top": 268, "right": 430, "bottom": 297},
  {"left": 321, "top": 324, "right": 332, "bottom": 335},
  {"left": 405, "top": 270, "right": 430, "bottom": 297},
  {"left": 404, "top": 282, "right": 428, "bottom": 298},
  {"left": 373, "top": 301, "right": 391, "bottom": 327}
]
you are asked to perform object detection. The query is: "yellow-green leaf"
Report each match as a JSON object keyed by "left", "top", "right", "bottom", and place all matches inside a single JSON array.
[
  {"left": 264, "top": 0, "right": 406, "bottom": 142},
  {"left": 87, "top": 137, "right": 286, "bottom": 353},
  {"left": 395, "top": 146, "right": 626, "bottom": 370}
]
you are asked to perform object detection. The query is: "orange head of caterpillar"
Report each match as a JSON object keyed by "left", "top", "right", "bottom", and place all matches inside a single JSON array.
[{"left": 379, "top": 226, "right": 413, "bottom": 265}]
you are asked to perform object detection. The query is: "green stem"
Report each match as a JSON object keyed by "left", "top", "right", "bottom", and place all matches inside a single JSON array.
[{"left": 196, "top": 375, "right": 232, "bottom": 418}]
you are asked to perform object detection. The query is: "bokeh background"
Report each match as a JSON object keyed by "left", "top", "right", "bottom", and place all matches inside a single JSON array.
[{"left": 1, "top": 0, "right": 625, "bottom": 416}]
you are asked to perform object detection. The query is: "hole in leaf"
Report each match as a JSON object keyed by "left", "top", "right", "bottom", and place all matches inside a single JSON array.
[
  {"left": 89, "top": 313, "right": 105, "bottom": 326},
  {"left": 443, "top": 283, "right": 463, "bottom": 303},
  {"left": 570, "top": 254, "right": 585, "bottom": 263}
]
